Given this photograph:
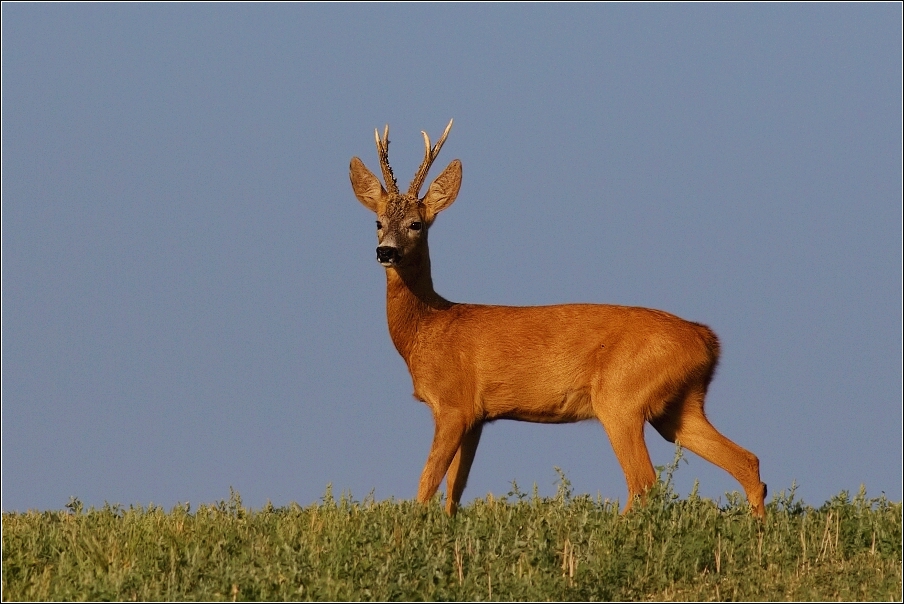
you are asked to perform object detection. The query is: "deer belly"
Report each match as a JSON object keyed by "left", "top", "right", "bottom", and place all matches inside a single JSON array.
[{"left": 482, "top": 384, "right": 595, "bottom": 424}]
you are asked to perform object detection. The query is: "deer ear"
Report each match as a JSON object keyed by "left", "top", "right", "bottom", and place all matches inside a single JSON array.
[
  {"left": 422, "top": 159, "right": 462, "bottom": 223},
  {"left": 349, "top": 157, "right": 385, "bottom": 213}
]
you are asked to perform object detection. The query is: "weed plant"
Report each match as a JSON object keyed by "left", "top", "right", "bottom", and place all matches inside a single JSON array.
[{"left": 3, "top": 451, "right": 901, "bottom": 601}]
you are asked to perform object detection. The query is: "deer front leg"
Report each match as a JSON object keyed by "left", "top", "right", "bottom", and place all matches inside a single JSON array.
[
  {"left": 445, "top": 422, "right": 483, "bottom": 515},
  {"left": 416, "top": 413, "right": 469, "bottom": 507}
]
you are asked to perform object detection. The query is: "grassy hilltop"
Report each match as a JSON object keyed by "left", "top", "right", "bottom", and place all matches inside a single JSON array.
[{"left": 3, "top": 461, "right": 901, "bottom": 601}]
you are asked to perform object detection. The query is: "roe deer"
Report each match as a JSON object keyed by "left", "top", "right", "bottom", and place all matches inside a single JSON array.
[{"left": 349, "top": 120, "right": 767, "bottom": 517}]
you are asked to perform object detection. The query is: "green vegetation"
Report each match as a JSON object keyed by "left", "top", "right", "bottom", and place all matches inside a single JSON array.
[{"left": 3, "top": 455, "right": 901, "bottom": 601}]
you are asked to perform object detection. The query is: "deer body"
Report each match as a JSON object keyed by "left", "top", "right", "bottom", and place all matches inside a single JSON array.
[{"left": 350, "top": 121, "right": 767, "bottom": 517}]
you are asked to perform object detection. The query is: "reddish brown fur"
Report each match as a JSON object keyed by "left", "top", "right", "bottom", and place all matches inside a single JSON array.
[{"left": 349, "top": 121, "right": 767, "bottom": 517}]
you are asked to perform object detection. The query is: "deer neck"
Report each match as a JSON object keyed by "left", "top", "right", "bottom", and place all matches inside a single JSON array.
[{"left": 385, "top": 249, "right": 453, "bottom": 361}]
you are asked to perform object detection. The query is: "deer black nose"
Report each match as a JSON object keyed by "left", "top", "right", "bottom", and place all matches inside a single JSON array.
[{"left": 376, "top": 246, "right": 400, "bottom": 264}]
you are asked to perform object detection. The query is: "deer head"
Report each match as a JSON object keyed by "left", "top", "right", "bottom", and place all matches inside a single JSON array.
[{"left": 349, "top": 120, "right": 462, "bottom": 268}]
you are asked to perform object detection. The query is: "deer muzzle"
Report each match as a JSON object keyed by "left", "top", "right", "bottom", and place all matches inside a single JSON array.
[{"left": 376, "top": 246, "right": 401, "bottom": 265}]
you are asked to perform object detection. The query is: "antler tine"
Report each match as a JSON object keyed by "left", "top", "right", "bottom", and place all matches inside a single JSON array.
[
  {"left": 434, "top": 118, "right": 453, "bottom": 157},
  {"left": 374, "top": 124, "right": 399, "bottom": 194},
  {"left": 408, "top": 119, "right": 454, "bottom": 198}
]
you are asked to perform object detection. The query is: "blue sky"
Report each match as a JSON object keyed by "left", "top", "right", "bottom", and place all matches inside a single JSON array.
[{"left": 3, "top": 4, "right": 901, "bottom": 512}]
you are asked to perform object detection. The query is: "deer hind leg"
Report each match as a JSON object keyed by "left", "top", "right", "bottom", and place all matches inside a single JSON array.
[
  {"left": 597, "top": 408, "right": 656, "bottom": 513},
  {"left": 444, "top": 422, "right": 483, "bottom": 516},
  {"left": 650, "top": 389, "right": 767, "bottom": 517},
  {"left": 416, "top": 412, "right": 469, "bottom": 509}
]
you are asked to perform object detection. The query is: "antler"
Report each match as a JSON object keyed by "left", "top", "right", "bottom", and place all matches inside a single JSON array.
[
  {"left": 374, "top": 125, "right": 399, "bottom": 195},
  {"left": 408, "top": 119, "right": 453, "bottom": 198}
]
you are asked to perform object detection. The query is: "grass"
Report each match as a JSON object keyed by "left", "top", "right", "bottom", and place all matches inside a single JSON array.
[{"left": 3, "top": 453, "right": 901, "bottom": 601}]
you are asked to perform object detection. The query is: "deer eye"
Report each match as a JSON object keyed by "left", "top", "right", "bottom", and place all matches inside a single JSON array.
[
  {"left": 376, "top": 221, "right": 383, "bottom": 230},
  {"left": 409, "top": 221, "right": 422, "bottom": 231}
]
